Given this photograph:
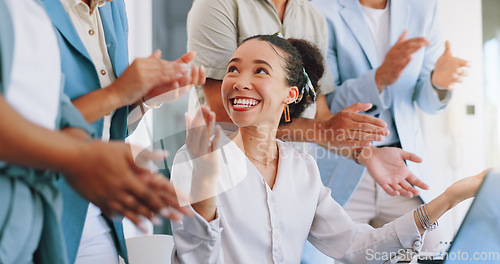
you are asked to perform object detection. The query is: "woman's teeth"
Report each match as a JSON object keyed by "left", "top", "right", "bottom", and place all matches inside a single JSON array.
[{"left": 232, "top": 98, "right": 259, "bottom": 108}]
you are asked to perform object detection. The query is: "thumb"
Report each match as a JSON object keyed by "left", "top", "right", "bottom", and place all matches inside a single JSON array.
[
  {"left": 185, "top": 113, "right": 192, "bottom": 130},
  {"left": 151, "top": 49, "right": 162, "bottom": 59},
  {"left": 401, "top": 150, "right": 423, "bottom": 163},
  {"left": 344, "top": 102, "right": 373, "bottom": 113},
  {"left": 176, "top": 51, "right": 196, "bottom": 64},
  {"left": 396, "top": 30, "right": 408, "bottom": 44},
  {"left": 443, "top": 40, "right": 452, "bottom": 56},
  {"left": 211, "top": 125, "right": 223, "bottom": 151}
]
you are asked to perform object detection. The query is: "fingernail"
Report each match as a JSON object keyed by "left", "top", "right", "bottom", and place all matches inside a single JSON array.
[
  {"left": 200, "top": 65, "right": 205, "bottom": 72},
  {"left": 152, "top": 216, "right": 163, "bottom": 226},
  {"left": 111, "top": 214, "right": 123, "bottom": 222},
  {"left": 153, "top": 149, "right": 169, "bottom": 159},
  {"left": 138, "top": 221, "right": 149, "bottom": 233},
  {"left": 171, "top": 212, "right": 183, "bottom": 222},
  {"left": 160, "top": 207, "right": 171, "bottom": 218}
]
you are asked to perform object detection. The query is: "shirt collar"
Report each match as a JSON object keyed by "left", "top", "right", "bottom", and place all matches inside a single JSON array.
[
  {"left": 89, "top": 0, "right": 106, "bottom": 14},
  {"left": 60, "top": 0, "right": 106, "bottom": 15}
]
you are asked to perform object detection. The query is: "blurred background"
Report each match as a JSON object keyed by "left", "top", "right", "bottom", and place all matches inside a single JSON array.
[{"left": 123, "top": 0, "right": 498, "bottom": 243}]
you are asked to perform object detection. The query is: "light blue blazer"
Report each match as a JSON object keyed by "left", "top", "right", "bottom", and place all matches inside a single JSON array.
[
  {"left": 42, "top": 0, "right": 130, "bottom": 263},
  {"left": 311, "top": 0, "right": 451, "bottom": 205},
  {"left": 0, "top": 0, "right": 93, "bottom": 263}
]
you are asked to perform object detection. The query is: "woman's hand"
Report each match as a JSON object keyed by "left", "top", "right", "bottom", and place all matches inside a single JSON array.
[
  {"left": 414, "top": 169, "right": 489, "bottom": 234},
  {"left": 184, "top": 106, "right": 222, "bottom": 221},
  {"left": 444, "top": 169, "right": 489, "bottom": 208},
  {"left": 185, "top": 106, "right": 222, "bottom": 179}
]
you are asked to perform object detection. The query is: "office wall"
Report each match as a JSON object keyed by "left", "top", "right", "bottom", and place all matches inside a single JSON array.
[
  {"left": 124, "top": 0, "right": 153, "bottom": 59},
  {"left": 150, "top": 0, "right": 194, "bottom": 174},
  {"left": 420, "top": 0, "right": 485, "bottom": 242},
  {"left": 123, "top": 0, "right": 192, "bottom": 173},
  {"left": 483, "top": 0, "right": 500, "bottom": 169},
  {"left": 123, "top": 0, "right": 195, "bottom": 237}
]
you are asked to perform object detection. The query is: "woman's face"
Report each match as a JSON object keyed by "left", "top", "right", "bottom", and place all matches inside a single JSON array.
[{"left": 221, "top": 39, "right": 298, "bottom": 128}]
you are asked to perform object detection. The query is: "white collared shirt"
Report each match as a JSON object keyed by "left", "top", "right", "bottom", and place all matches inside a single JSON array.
[
  {"left": 171, "top": 134, "right": 424, "bottom": 263},
  {"left": 61, "top": 0, "right": 116, "bottom": 142}
]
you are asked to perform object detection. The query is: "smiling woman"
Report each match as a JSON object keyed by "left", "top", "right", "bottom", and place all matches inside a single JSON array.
[
  {"left": 222, "top": 35, "right": 323, "bottom": 128},
  {"left": 169, "top": 34, "right": 486, "bottom": 264}
]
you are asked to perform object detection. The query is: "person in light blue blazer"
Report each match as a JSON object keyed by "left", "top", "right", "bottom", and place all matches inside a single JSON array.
[
  {"left": 42, "top": 0, "right": 203, "bottom": 263},
  {"left": 303, "top": 0, "right": 470, "bottom": 262}
]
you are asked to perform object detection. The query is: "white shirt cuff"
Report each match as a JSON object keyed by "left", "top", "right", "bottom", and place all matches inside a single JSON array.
[{"left": 181, "top": 206, "right": 223, "bottom": 241}]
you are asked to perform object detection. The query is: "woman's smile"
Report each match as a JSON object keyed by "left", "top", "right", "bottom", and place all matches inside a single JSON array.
[{"left": 230, "top": 97, "right": 261, "bottom": 111}]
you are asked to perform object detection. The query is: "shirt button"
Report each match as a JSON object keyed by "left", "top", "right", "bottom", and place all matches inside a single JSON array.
[
  {"left": 413, "top": 240, "right": 422, "bottom": 247},
  {"left": 89, "top": 29, "right": 95, "bottom": 36},
  {"left": 100, "top": 69, "right": 107, "bottom": 75}
]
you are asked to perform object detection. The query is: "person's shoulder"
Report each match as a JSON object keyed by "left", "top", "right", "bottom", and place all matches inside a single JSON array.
[
  {"left": 107, "top": 0, "right": 126, "bottom": 11},
  {"left": 298, "top": 0, "right": 326, "bottom": 14},
  {"left": 399, "top": 0, "right": 439, "bottom": 23},
  {"left": 310, "top": 0, "right": 341, "bottom": 10},
  {"left": 191, "top": 0, "right": 237, "bottom": 11},
  {"left": 188, "top": 0, "right": 238, "bottom": 26},
  {"left": 404, "top": 0, "right": 439, "bottom": 12},
  {"left": 406, "top": 0, "right": 438, "bottom": 6},
  {"left": 309, "top": 0, "right": 341, "bottom": 19},
  {"left": 103, "top": 0, "right": 128, "bottom": 24}
]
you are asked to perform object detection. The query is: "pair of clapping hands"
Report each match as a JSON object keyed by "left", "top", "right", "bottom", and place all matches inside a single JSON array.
[
  {"left": 316, "top": 32, "right": 470, "bottom": 197},
  {"left": 66, "top": 51, "right": 206, "bottom": 229}
]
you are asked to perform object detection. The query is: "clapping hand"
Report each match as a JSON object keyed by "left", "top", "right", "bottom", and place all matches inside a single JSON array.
[
  {"left": 317, "top": 103, "right": 389, "bottom": 149},
  {"left": 375, "top": 30, "right": 430, "bottom": 91},
  {"left": 185, "top": 106, "right": 222, "bottom": 204},
  {"left": 63, "top": 140, "right": 193, "bottom": 227},
  {"left": 108, "top": 50, "right": 189, "bottom": 107},
  {"left": 431, "top": 41, "right": 470, "bottom": 91},
  {"left": 143, "top": 51, "right": 207, "bottom": 105}
]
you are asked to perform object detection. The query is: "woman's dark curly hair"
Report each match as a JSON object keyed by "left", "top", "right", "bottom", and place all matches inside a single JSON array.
[{"left": 240, "top": 34, "right": 325, "bottom": 125}]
